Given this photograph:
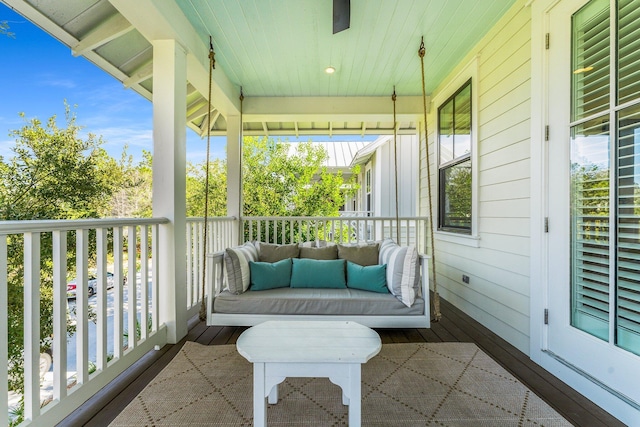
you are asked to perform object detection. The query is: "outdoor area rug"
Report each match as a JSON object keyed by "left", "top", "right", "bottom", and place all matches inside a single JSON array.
[{"left": 110, "top": 341, "right": 571, "bottom": 426}]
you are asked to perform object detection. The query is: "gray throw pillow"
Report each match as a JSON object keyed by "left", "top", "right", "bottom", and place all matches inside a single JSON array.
[
  {"left": 299, "top": 245, "right": 338, "bottom": 260},
  {"left": 224, "top": 242, "right": 259, "bottom": 294},
  {"left": 337, "top": 243, "right": 379, "bottom": 266},
  {"left": 378, "top": 238, "right": 420, "bottom": 307},
  {"left": 257, "top": 242, "right": 300, "bottom": 262}
]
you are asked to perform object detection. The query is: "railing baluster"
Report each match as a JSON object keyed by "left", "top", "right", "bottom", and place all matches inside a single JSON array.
[
  {"left": 186, "top": 222, "right": 193, "bottom": 309},
  {"left": 0, "top": 235, "right": 7, "bottom": 426},
  {"left": 151, "top": 224, "right": 159, "bottom": 333},
  {"left": 76, "top": 228, "right": 89, "bottom": 385},
  {"left": 52, "top": 230, "right": 68, "bottom": 400},
  {"left": 96, "top": 228, "right": 108, "bottom": 372},
  {"left": 127, "top": 226, "right": 137, "bottom": 350},
  {"left": 113, "top": 227, "right": 124, "bottom": 359},
  {"left": 140, "top": 225, "right": 149, "bottom": 340},
  {"left": 24, "top": 232, "right": 41, "bottom": 421}
]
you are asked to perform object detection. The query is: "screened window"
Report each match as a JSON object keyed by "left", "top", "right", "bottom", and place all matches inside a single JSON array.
[
  {"left": 570, "top": 0, "right": 640, "bottom": 355},
  {"left": 438, "top": 80, "right": 472, "bottom": 233}
]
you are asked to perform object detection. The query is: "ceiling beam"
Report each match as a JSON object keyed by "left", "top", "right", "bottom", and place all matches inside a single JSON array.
[
  {"left": 72, "top": 13, "right": 133, "bottom": 56},
  {"left": 110, "top": 0, "right": 240, "bottom": 116},
  {"left": 243, "top": 96, "right": 428, "bottom": 123},
  {"left": 207, "top": 127, "right": 418, "bottom": 137},
  {"left": 123, "top": 60, "right": 153, "bottom": 88}
]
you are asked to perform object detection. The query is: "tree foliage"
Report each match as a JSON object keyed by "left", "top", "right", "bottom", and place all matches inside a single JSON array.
[
  {"left": 0, "top": 106, "right": 118, "bottom": 392},
  {"left": 241, "top": 137, "right": 352, "bottom": 217}
]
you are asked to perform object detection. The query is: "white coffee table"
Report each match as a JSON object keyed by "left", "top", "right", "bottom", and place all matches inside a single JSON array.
[{"left": 236, "top": 320, "right": 382, "bottom": 427}]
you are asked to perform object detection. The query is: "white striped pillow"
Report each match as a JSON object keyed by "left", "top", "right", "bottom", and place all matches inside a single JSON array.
[
  {"left": 224, "top": 242, "right": 259, "bottom": 294},
  {"left": 378, "top": 238, "right": 420, "bottom": 307}
]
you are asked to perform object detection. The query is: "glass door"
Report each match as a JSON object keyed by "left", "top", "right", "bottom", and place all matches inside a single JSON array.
[{"left": 547, "top": 0, "right": 640, "bottom": 405}]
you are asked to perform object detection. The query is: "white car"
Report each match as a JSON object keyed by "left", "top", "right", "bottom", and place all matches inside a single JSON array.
[{"left": 66, "top": 272, "right": 115, "bottom": 299}]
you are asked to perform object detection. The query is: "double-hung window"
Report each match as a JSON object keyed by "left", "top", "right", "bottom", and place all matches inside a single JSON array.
[{"left": 438, "top": 79, "right": 472, "bottom": 233}]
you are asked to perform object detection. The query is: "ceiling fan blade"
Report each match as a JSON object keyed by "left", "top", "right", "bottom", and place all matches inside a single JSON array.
[{"left": 333, "top": 0, "right": 350, "bottom": 34}]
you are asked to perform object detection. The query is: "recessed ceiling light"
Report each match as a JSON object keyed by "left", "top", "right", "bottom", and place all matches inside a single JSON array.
[{"left": 325, "top": 66, "right": 336, "bottom": 74}]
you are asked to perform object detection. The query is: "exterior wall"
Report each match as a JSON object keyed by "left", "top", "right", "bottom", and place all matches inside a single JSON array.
[
  {"left": 355, "top": 135, "right": 419, "bottom": 217},
  {"left": 420, "top": 0, "right": 532, "bottom": 353}
]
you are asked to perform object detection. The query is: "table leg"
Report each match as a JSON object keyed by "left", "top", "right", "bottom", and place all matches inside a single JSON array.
[
  {"left": 253, "top": 363, "right": 267, "bottom": 427},
  {"left": 348, "top": 364, "right": 361, "bottom": 427},
  {"left": 268, "top": 383, "right": 278, "bottom": 404}
]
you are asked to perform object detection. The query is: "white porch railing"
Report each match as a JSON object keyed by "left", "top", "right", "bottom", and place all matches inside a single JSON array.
[
  {"left": 0, "top": 218, "right": 168, "bottom": 427},
  {"left": 185, "top": 217, "right": 237, "bottom": 315},
  {"left": 242, "top": 216, "right": 429, "bottom": 253}
]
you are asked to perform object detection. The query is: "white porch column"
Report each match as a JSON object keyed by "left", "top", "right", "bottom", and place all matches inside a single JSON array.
[
  {"left": 226, "top": 114, "right": 242, "bottom": 244},
  {"left": 152, "top": 39, "right": 187, "bottom": 343}
]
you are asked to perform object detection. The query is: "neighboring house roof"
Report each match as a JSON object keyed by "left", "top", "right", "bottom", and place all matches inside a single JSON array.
[
  {"left": 350, "top": 135, "right": 392, "bottom": 167},
  {"left": 287, "top": 141, "right": 371, "bottom": 171}
]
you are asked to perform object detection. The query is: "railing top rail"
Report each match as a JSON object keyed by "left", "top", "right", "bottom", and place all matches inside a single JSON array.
[
  {"left": 0, "top": 217, "right": 169, "bottom": 234},
  {"left": 187, "top": 216, "right": 237, "bottom": 223},
  {"left": 239, "top": 216, "right": 429, "bottom": 221}
]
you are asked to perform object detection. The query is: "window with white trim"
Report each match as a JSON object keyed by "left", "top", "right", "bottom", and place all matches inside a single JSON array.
[{"left": 438, "top": 79, "right": 472, "bottom": 234}]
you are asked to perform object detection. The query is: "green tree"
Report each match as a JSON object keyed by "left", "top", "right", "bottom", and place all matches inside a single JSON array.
[
  {"left": 0, "top": 106, "right": 118, "bottom": 394},
  {"left": 186, "top": 158, "right": 226, "bottom": 217},
  {"left": 111, "top": 149, "right": 153, "bottom": 218}
]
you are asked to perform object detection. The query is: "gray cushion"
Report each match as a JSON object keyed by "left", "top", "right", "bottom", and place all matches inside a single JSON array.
[
  {"left": 338, "top": 242, "right": 379, "bottom": 266},
  {"left": 299, "top": 245, "right": 338, "bottom": 260},
  {"left": 213, "top": 287, "right": 425, "bottom": 316},
  {"left": 378, "top": 239, "right": 420, "bottom": 307},
  {"left": 257, "top": 242, "right": 300, "bottom": 262},
  {"left": 224, "top": 242, "right": 259, "bottom": 295}
]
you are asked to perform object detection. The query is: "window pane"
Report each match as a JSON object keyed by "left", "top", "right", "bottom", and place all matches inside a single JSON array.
[
  {"left": 570, "top": 116, "right": 610, "bottom": 341},
  {"left": 440, "top": 159, "right": 471, "bottom": 231},
  {"left": 618, "top": 0, "right": 640, "bottom": 105},
  {"left": 617, "top": 104, "right": 640, "bottom": 355},
  {"left": 571, "top": 0, "right": 610, "bottom": 122},
  {"left": 439, "top": 100, "right": 454, "bottom": 164},
  {"left": 454, "top": 84, "right": 471, "bottom": 158}
]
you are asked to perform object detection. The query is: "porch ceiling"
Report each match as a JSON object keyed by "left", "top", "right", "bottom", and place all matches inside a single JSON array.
[{"left": 3, "top": 0, "right": 517, "bottom": 137}]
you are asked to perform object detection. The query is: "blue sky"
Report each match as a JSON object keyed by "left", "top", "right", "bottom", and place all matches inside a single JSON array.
[{"left": 0, "top": 4, "right": 376, "bottom": 165}]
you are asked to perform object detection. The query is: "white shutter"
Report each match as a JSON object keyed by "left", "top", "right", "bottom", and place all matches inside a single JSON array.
[{"left": 616, "top": 102, "right": 640, "bottom": 355}]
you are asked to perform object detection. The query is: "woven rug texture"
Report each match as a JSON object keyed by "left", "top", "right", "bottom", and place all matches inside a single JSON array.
[{"left": 110, "top": 341, "right": 571, "bottom": 426}]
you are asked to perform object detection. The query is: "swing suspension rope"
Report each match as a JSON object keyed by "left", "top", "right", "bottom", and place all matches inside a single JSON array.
[
  {"left": 418, "top": 36, "right": 441, "bottom": 322},
  {"left": 199, "top": 37, "right": 216, "bottom": 321},
  {"left": 392, "top": 87, "right": 400, "bottom": 243}
]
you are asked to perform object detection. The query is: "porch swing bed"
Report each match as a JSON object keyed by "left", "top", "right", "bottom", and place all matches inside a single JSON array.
[{"left": 205, "top": 240, "right": 431, "bottom": 329}]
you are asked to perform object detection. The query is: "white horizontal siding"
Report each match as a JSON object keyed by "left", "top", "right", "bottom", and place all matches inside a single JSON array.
[{"left": 421, "top": 0, "right": 533, "bottom": 354}]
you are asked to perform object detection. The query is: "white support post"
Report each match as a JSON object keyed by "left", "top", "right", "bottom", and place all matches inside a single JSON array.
[
  {"left": 152, "top": 39, "right": 188, "bottom": 343},
  {"left": 23, "top": 232, "right": 40, "bottom": 421},
  {"left": 226, "top": 114, "right": 242, "bottom": 244}
]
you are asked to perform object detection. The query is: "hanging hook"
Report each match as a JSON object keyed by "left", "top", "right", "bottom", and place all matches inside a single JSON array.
[
  {"left": 392, "top": 85, "right": 397, "bottom": 102},
  {"left": 209, "top": 35, "right": 216, "bottom": 70},
  {"left": 418, "top": 36, "right": 425, "bottom": 59},
  {"left": 239, "top": 86, "right": 244, "bottom": 102}
]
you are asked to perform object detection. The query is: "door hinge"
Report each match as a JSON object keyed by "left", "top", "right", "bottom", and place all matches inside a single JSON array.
[
  {"left": 545, "top": 125, "right": 550, "bottom": 141},
  {"left": 545, "top": 33, "right": 550, "bottom": 49},
  {"left": 544, "top": 217, "right": 549, "bottom": 233},
  {"left": 544, "top": 309, "right": 549, "bottom": 325}
]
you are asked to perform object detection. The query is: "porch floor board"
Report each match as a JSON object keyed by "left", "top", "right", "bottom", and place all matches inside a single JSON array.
[{"left": 63, "top": 297, "right": 624, "bottom": 427}]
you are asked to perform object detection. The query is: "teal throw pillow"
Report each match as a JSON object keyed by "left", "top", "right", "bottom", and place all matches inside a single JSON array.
[
  {"left": 290, "top": 258, "right": 346, "bottom": 288},
  {"left": 249, "top": 258, "right": 292, "bottom": 291},
  {"left": 346, "top": 261, "right": 388, "bottom": 293}
]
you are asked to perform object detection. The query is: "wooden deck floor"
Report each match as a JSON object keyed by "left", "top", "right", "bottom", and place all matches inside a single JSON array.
[{"left": 62, "top": 297, "right": 624, "bottom": 427}]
